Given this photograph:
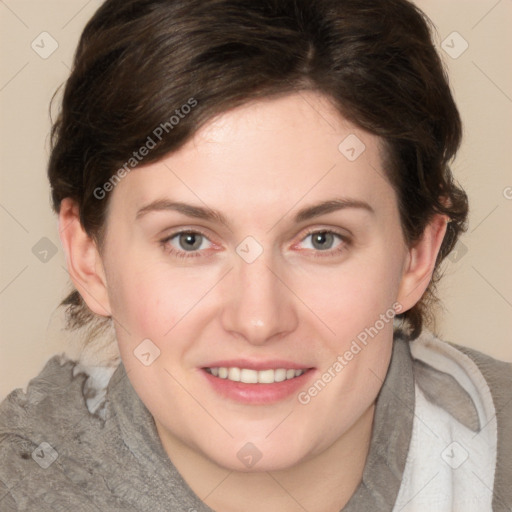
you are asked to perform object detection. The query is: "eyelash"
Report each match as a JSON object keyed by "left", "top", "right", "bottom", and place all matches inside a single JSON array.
[{"left": 159, "top": 228, "right": 350, "bottom": 260}]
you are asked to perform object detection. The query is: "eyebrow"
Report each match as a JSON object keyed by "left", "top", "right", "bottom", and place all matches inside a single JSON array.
[{"left": 135, "top": 197, "right": 374, "bottom": 227}]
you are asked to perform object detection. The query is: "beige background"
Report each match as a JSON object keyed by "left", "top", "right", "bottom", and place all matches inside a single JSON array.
[{"left": 1, "top": 0, "right": 511, "bottom": 400}]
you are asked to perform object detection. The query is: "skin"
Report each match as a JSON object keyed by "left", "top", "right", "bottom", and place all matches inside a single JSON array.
[{"left": 59, "top": 91, "right": 447, "bottom": 512}]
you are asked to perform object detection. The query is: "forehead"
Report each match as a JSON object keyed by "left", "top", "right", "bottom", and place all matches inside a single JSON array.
[{"left": 108, "top": 91, "right": 396, "bottom": 224}]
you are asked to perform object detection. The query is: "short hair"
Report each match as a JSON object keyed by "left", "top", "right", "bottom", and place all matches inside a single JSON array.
[{"left": 48, "top": 0, "right": 468, "bottom": 344}]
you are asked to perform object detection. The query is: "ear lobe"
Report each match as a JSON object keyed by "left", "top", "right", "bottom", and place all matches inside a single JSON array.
[
  {"left": 396, "top": 214, "right": 449, "bottom": 313},
  {"left": 58, "top": 198, "right": 112, "bottom": 317}
]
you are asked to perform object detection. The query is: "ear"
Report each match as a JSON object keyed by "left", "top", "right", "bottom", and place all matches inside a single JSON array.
[
  {"left": 58, "top": 198, "right": 112, "bottom": 317},
  {"left": 396, "top": 213, "right": 449, "bottom": 313}
]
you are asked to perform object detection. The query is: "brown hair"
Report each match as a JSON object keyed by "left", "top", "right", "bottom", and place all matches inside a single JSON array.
[{"left": 48, "top": 0, "right": 468, "bottom": 343}]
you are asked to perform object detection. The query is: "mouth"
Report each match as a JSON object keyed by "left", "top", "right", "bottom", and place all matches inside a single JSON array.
[
  {"left": 204, "top": 366, "right": 306, "bottom": 384},
  {"left": 200, "top": 361, "right": 314, "bottom": 404}
]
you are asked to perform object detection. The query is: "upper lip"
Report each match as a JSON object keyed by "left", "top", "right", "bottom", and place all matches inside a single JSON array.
[{"left": 202, "top": 359, "right": 313, "bottom": 371}]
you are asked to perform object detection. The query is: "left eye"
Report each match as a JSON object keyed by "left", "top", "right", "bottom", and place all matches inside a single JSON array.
[
  {"left": 298, "top": 230, "right": 344, "bottom": 252},
  {"left": 164, "top": 231, "right": 213, "bottom": 254}
]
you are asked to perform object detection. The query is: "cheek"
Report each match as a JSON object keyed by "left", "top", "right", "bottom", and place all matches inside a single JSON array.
[
  {"left": 293, "top": 251, "right": 403, "bottom": 344},
  {"left": 105, "top": 259, "right": 197, "bottom": 340}
]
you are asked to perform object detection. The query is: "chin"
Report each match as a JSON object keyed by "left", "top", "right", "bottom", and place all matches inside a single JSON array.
[{"left": 199, "top": 433, "right": 314, "bottom": 473}]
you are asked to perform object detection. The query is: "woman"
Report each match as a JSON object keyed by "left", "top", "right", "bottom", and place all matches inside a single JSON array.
[{"left": 1, "top": 0, "right": 510, "bottom": 510}]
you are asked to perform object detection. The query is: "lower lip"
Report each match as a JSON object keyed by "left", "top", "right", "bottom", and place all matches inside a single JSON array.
[{"left": 201, "top": 368, "right": 314, "bottom": 404}]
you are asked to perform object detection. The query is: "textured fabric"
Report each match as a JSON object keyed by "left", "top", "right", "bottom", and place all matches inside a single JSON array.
[
  {"left": 0, "top": 331, "right": 510, "bottom": 511},
  {"left": 342, "top": 334, "right": 414, "bottom": 511},
  {"left": 0, "top": 356, "right": 211, "bottom": 512},
  {"left": 454, "top": 343, "right": 512, "bottom": 512},
  {"left": 392, "top": 334, "right": 511, "bottom": 512}
]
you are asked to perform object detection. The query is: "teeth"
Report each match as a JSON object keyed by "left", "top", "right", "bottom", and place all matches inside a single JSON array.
[
  {"left": 228, "top": 367, "right": 240, "bottom": 382},
  {"left": 240, "top": 369, "right": 258, "bottom": 383},
  {"left": 258, "top": 369, "right": 274, "bottom": 384},
  {"left": 206, "top": 367, "right": 306, "bottom": 384},
  {"left": 274, "top": 369, "right": 287, "bottom": 382}
]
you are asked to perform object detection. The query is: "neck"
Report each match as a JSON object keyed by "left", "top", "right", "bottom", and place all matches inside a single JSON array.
[{"left": 155, "top": 403, "right": 375, "bottom": 512}]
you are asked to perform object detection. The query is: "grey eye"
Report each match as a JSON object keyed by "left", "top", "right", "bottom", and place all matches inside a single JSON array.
[
  {"left": 309, "top": 231, "right": 336, "bottom": 250},
  {"left": 178, "top": 232, "right": 204, "bottom": 251}
]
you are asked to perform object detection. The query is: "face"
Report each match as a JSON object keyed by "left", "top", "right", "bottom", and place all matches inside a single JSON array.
[{"left": 98, "top": 91, "right": 411, "bottom": 471}]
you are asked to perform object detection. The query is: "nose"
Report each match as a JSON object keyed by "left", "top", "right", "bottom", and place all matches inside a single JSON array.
[{"left": 220, "top": 249, "right": 299, "bottom": 346}]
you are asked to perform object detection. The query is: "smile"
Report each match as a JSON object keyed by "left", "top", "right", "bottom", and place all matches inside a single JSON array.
[{"left": 205, "top": 367, "right": 306, "bottom": 384}]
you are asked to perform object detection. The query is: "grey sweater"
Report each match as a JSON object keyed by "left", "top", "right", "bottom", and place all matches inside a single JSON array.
[{"left": 0, "top": 334, "right": 511, "bottom": 511}]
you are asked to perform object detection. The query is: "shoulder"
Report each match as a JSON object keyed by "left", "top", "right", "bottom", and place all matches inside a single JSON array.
[
  {"left": 0, "top": 355, "right": 118, "bottom": 511},
  {"left": 409, "top": 331, "right": 512, "bottom": 428},
  {"left": 409, "top": 331, "right": 512, "bottom": 417},
  {"left": 449, "top": 339, "right": 512, "bottom": 510},
  {"left": 0, "top": 354, "right": 92, "bottom": 437},
  {"left": 450, "top": 340, "right": 512, "bottom": 390},
  {"left": 408, "top": 331, "right": 512, "bottom": 510}
]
